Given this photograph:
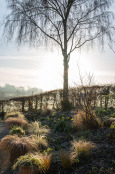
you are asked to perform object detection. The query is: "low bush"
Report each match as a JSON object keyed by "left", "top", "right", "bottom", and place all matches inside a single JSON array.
[
  {"left": 10, "top": 126, "right": 25, "bottom": 137},
  {"left": 54, "top": 119, "right": 71, "bottom": 132}
]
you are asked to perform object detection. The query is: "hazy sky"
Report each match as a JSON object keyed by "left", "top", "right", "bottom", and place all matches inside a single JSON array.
[{"left": 0, "top": 0, "right": 115, "bottom": 91}]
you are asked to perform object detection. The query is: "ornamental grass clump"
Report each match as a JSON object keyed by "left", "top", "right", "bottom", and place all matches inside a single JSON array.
[
  {"left": 0, "top": 135, "right": 38, "bottom": 164},
  {"left": 28, "top": 121, "right": 50, "bottom": 136},
  {"left": 13, "top": 153, "right": 51, "bottom": 174},
  {"left": 5, "top": 117, "right": 28, "bottom": 128},
  {"left": 29, "top": 135, "right": 48, "bottom": 150},
  {"left": 5, "top": 112, "right": 25, "bottom": 120},
  {"left": 72, "top": 140, "right": 96, "bottom": 159},
  {"left": 73, "top": 110, "right": 100, "bottom": 130},
  {"left": 60, "top": 150, "right": 75, "bottom": 169},
  {"left": 10, "top": 125, "right": 25, "bottom": 137}
]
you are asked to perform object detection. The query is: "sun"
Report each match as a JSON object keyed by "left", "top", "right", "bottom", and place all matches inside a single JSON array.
[
  {"left": 31, "top": 50, "right": 94, "bottom": 91},
  {"left": 34, "top": 52, "right": 63, "bottom": 91}
]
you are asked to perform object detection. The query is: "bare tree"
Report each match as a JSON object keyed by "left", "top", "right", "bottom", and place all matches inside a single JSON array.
[
  {"left": 4, "top": 0, "right": 113, "bottom": 101},
  {"left": 108, "top": 39, "right": 115, "bottom": 53}
]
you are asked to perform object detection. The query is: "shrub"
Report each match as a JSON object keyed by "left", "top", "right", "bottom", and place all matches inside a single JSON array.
[
  {"left": 54, "top": 119, "right": 72, "bottom": 132},
  {"left": 13, "top": 153, "right": 51, "bottom": 174},
  {"left": 72, "top": 110, "right": 100, "bottom": 130},
  {"left": 72, "top": 140, "right": 96, "bottom": 159},
  {"left": 10, "top": 126, "right": 25, "bottom": 137},
  {"left": 54, "top": 119, "right": 66, "bottom": 132},
  {"left": 5, "top": 117, "right": 28, "bottom": 128},
  {"left": 5, "top": 112, "right": 25, "bottom": 120},
  {"left": 60, "top": 150, "right": 75, "bottom": 169},
  {"left": 0, "top": 135, "right": 38, "bottom": 164}
]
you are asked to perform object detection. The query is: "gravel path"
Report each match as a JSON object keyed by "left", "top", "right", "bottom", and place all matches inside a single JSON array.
[{"left": 0, "top": 121, "right": 9, "bottom": 140}]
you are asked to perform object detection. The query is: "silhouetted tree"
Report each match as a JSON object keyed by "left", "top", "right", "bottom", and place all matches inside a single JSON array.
[
  {"left": 4, "top": 0, "right": 113, "bottom": 101},
  {"left": 109, "top": 39, "right": 115, "bottom": 53}
]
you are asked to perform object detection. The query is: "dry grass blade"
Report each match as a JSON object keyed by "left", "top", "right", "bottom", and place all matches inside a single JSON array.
[
  {"left": 0, "top": 135, "right": 38, "bottom": 164},
  {"left": 5, "top": 117, "right": 28, "bottom": 128}
]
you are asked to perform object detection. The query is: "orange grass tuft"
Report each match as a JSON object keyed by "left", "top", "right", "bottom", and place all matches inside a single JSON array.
[
  {"left": 72, "top": 140, "right": 96, "bottom": 158},
  {"left": 60, "top": 150, "right": 75, "bottom": 169},
  {"left": 5, "top": 117, "right": 28, "bottom": 128},
  {"left": 73, "top": 110, "right": 100, "bottom": 130}
]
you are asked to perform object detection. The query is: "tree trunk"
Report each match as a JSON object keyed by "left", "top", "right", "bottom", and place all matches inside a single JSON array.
[
  {"left": 63, "top": 21, "right": 69, "bottom": 102},
  {"left": 63, "top": 55, "right": 69, "bottom": 102}
]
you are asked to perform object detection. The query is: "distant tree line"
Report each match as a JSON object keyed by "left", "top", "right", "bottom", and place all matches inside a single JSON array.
[{"left": 0, "top": 84, "right": 42, "bottom": 99}]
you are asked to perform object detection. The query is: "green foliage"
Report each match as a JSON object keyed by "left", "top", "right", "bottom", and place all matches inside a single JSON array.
[
  {"left": 43, "top": 148, "right": 53, "bottom": 155},
  {"left": 88, "top": 166, "right": 115, "bottom": 174},
  {"left": 109, "top": 113, "right": 115, "bottom": 118},
  {"left": 95, "top": 108, "right": 111, "bottom": 117},
  {"left": 110, "top": 121, "right": 115, "bottom": 130},
  {"left": 106, "top": 122, "right": 115, "bottom": 140},
  {"left": 54, "top": 119, "right": 71, "bottom": 132},
  {"left": 10, "top": 125, "right": 25, "bottom": 137}
]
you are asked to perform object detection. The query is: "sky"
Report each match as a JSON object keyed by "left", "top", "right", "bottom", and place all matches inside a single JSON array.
[{"left": 0, "top": 0, "right": 115, "bottom": 91}]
